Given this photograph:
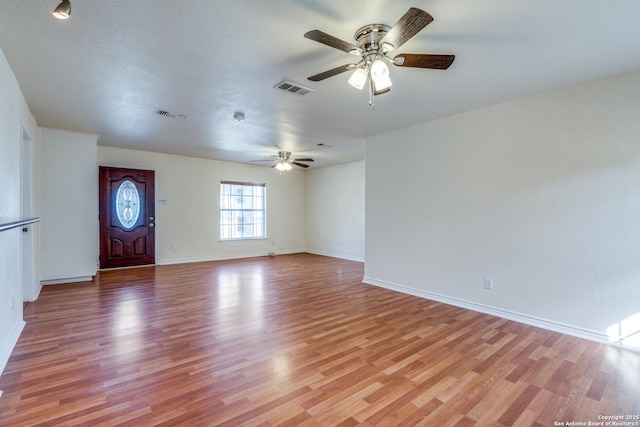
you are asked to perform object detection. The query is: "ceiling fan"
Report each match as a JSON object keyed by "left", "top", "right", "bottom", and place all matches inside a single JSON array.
[
  {"left": 251, "top": 151, "right": 314, "bottom": 171},
  {"left": 304, "top": 7, "right": 455, "bottom": 107}
]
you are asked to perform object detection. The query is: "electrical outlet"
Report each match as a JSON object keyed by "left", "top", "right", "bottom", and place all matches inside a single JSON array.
[
  {"left": 484, "top": 278, "right": 494, "bottom": 290},
  {"left": 171, "top": 244, "right": 177, "bottom": 252}
]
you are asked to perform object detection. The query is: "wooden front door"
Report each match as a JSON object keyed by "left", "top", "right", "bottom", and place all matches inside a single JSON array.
[{"left": 99, "top": 167, "right": 155, "bottom": 268}]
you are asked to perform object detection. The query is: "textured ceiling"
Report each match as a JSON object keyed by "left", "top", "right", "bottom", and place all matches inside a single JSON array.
[{"left": 2, "top": 0, "right": 640, "bottom": 168}]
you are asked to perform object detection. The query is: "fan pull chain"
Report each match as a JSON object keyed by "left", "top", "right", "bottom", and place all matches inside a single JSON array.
[{"left": 369, "top": 79, "right": 375, "bottom": 109}]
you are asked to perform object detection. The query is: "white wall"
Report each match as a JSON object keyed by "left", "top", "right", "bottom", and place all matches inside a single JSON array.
[
  {"left": 98, "top": 146, "right": 306, "bottom": 263},
  {"left": 365, "top": 69, "right": 640, "bottom": 350},
  {"left": 40, "top": 128, "right": 98, "bottom": 283},
  {"left": 0, "top": 49, "right": 38, "bottom": 375},
  {"left": 305, "top": 161, "right": 365, "bottom": 261}
]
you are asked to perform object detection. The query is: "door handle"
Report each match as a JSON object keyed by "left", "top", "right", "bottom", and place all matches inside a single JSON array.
[
  {"left": 149, "top": 223, "right": 155, "bottom": 227},
  {"left": 150, "top": 216, "right": 155, "bottom": 221}
]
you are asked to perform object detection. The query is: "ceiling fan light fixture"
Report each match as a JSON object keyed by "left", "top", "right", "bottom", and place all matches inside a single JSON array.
[
  {"left": 370, "top": 58, "right": 389, "bottom": 82},
  {"left": 348, "top": 67, "right": 368, "bottom": 90},
  {"left": 275, "top": 161, "right": 292, "bottom": 171},
  {"left": 52, "top": 0, "right": 71, "bottom": 19},
  {"left": 373, "top": 80, "right": 392, "bottom": 96},
  {"left": 304, "top": 8, "right": 454, "bottom": 107},
  {"left": 374, "top": 74, "right": 392, "bottom": 92}
]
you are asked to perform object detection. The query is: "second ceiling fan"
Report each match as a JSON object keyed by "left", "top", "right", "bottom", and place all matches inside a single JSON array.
[
  {"left": 304, "top": 7, "right": 455, "bottom": 106},
  {"left": 251, "top": 151, "right": 314, "bottom": 171}
]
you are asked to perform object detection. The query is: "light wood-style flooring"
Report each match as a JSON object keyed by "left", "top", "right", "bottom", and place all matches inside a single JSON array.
[{"left": 0, "top": 253, "right": 638, "bottom": 426}]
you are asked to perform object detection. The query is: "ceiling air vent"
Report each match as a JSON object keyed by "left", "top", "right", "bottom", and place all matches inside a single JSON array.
[
  {"left": 157, "top": 110, "right": 187, "bottom": 120},
  {"left": 274, "top": 81, "right": 314, "bottom": 96}
]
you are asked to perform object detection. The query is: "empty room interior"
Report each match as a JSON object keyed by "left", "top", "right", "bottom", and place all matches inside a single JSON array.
[{"left": 1, "top": 1, "right": 640, "bottom": 425}]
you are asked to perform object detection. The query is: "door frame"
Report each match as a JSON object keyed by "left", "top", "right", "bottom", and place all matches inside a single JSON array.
[
  {"left": 98, "top": 164, "right": 158, "bottom": 269},
  {"left": 21, "top": 123, "right": 39, "bottom": 301}
]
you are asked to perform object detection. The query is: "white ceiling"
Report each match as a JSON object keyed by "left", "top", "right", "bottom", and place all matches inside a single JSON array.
[{"left": 2, "top": 0, "right": 640, "bottom": 169}]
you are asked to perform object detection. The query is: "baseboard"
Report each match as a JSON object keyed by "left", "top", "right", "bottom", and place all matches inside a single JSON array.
[
  {"left": 0, "top": 319, "right": 25, "bottom": 377},
  {"left": 158, "top": 249, "right": 306, "bottom": 266},
  {"left": 33, "top": 282, "right": 43, "bottom": 300},
  {"left": 362, "top": 276, "right": 639, "bottom": 353},
  {"left": 160, "top": 250, "right": 363, "bottom": 266},
  {"left": 41, "top": 276, "right": 93, "bottom": 285},
  {"left": 305, "top": 249, "right": 364, "bottom": 263}
]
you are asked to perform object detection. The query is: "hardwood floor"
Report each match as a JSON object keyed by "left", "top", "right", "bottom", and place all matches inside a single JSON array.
[{"left": 1, "top": 253, "right": 638, "bottom": 426}]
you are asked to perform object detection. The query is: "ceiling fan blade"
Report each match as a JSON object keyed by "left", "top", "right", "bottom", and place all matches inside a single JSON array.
[
  {"left": 304, "top": 30, "right": 359, "bottom": 54},
  {"left": 308, "top": 64, "right": 354, "bottom": 82},
  {"left": 393, "top": 53, "right": 455, "bottom": 69},
  {"left": 292, "top": 158, "right": 314, "bottom": 162},
  {"left": 291, "top": 162, "right": 310, "bottom": 168},
  {"left": 250, "top": 159, "right": 273, "bottom": 162},
  {"left": 380, "top": 8, "right": 434, "bottom": 51}
]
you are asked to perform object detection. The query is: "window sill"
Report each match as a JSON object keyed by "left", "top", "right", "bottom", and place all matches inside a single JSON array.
[{"left": 219, "top": 237, "right": 268, "bottom": 243}]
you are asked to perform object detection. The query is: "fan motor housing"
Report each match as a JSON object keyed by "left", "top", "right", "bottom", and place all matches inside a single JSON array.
[
  {"left": 353, "top": 24, "right": 391, "bottom": 52},
  {"left": 278, "top": 151, "right": 291, "bottom": 161}
]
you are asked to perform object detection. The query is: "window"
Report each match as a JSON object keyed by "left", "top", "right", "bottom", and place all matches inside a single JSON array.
[
  {"left": 220, "top": 181, "right": 266, "bottom": 240},
  {"left": 115, "top": 179, "right": 141, "bottom": 229}
]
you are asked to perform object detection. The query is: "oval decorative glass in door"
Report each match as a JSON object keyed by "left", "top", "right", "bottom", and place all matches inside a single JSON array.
[{"left": 115, "top": 179, "right": 141, "bottom": 229}]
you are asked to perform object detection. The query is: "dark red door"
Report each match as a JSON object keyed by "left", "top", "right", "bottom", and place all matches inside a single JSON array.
[{"left": 99, "top": 167, "right": 155, "bottom": 268}]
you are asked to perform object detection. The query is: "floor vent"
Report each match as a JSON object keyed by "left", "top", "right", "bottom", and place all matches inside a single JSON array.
[{"left": 274, "top": 81, "right": 314, "bottom": 96}]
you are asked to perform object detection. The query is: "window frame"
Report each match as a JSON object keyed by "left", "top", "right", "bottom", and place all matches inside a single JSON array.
[{"left": 219, "top": 180, "right": 267, "bottom": 241}]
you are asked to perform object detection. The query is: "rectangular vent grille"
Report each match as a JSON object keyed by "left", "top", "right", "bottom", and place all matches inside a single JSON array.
[
  {"left": 157, "top": 110, "right": 187, "bottom": 120},
  {"left": 274, "top": 81, "right": 314, "bottom": 96}
]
